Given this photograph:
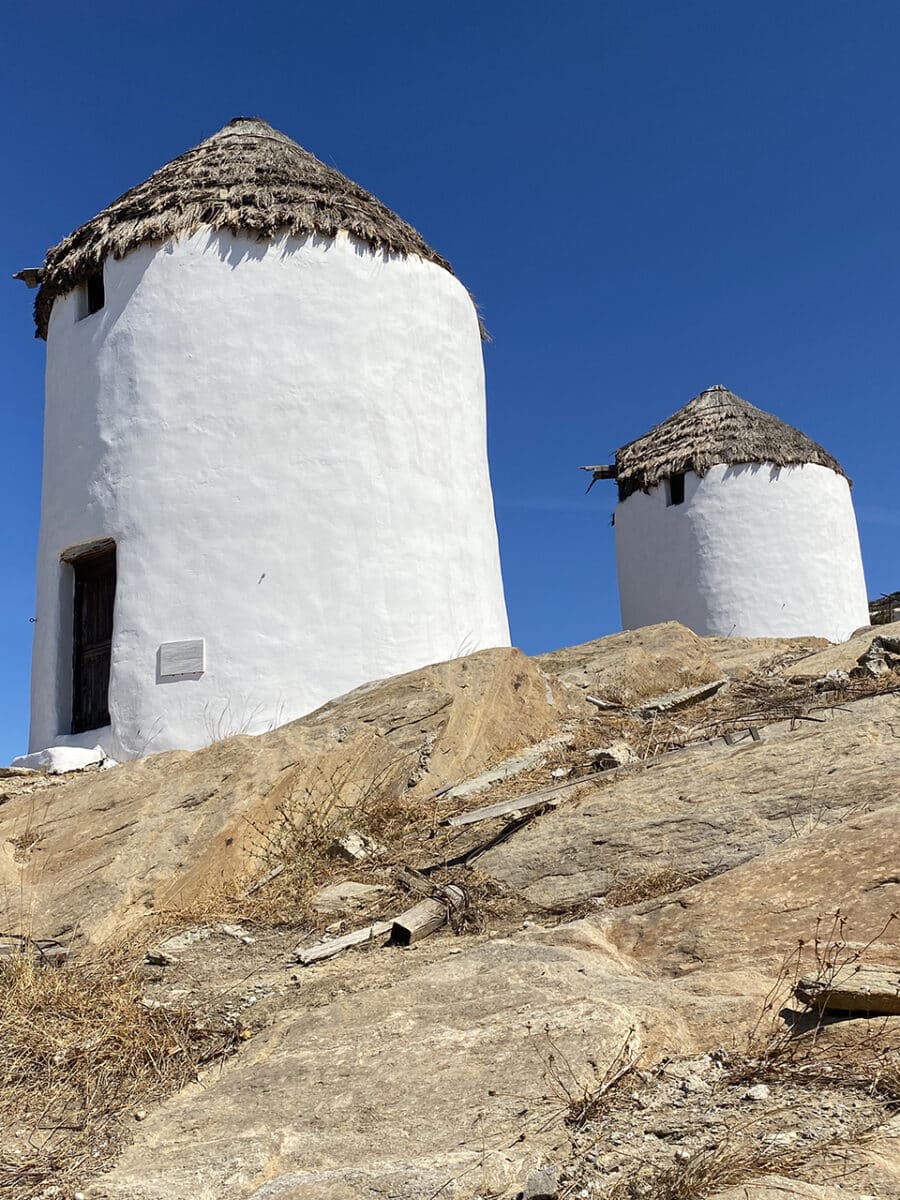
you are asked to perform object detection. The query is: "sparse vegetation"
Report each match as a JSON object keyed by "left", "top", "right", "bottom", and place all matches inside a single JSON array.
[
  {"left": 604, "top": 867, "right": 714, "bottom": 908},
  {"left": 725, "top": 910, "right": 900, "bottom": 1102},
  {"left": 0, "top": 946, "right": 243, "bottom": 1200},
  {"left": 532, "top": 1023, "right": 641, "bottom": 1130},
  {"left": 597, "top": 1136, "right": 809, "bottom": 1200}
]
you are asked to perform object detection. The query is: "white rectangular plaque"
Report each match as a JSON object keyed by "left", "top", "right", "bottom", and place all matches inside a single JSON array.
[{"left": 159, "top": 639, "right": 205, "bottom": 678}]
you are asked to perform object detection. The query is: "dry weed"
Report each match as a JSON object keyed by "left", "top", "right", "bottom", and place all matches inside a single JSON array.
[
  {"left": 604, "top": 867, "right": 713, "bottom": 908},
  {"left": 532, "top": 1023, "right": 640, "bottom": 1130},
  {"left": 236, "top": 754, "right": 416, "bottom": 925},
  {"left": 726, "top": 911, "right": 900, "bottom": 1102},
  {"left": 598, "top": 1135, "right": 807, "bottom": 1200},
  {"left": 0, "top": 947, "right": 242, "bottom": 1199}
]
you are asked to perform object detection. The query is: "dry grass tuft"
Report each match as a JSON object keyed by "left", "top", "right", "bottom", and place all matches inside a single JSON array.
[
  {"left": 0, "top": 948, "right": 243, "bottom": 1199},
  {"left": 599, "top": 1136, "right": 807, "bottom": 1200},
  {"left": 604, "top": 867, "right": 713, "bottom": 908},
  {"left": 213, "top": 754, "right": 411, "bottom": 926}
]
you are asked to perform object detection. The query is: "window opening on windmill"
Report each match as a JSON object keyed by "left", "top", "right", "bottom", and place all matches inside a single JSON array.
[
  {"left": 666, "top": 472, "right": 685, "bottom": 506},
  {"left": 78, "top": 270, "right": 105, "bottom": 320}
]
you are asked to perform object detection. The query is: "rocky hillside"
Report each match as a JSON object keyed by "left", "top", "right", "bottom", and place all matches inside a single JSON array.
[{"left": 2, "top": 621, "right": 899, "bottom": 1200}]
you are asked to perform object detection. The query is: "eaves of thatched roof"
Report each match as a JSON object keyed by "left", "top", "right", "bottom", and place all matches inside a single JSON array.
[
  {"left": 25, "top": 117, "right": 454, "bottom": 340},
  {"left": 584, "top": 385, "right": 848, "bottom": 501}
]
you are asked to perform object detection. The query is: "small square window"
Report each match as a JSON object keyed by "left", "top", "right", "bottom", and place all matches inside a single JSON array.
[
  {"left": 77, "top": 270, "right": 105, "bottom": 320},
  {"left": 666, "top": 472, "right": 685, "bottom": 506}
]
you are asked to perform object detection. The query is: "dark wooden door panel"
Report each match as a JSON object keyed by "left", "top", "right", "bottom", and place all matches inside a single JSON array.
[{"left": 72, "top": 546, "right": 116, "bottom": 734}]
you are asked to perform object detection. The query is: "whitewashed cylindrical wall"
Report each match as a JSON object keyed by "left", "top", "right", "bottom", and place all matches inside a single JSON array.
[
  {"left": 614, "top": 462, "right": 869, "bottom": 641},
  {"left": 31, "top": 229, "right": 510, "bottom": 760}
]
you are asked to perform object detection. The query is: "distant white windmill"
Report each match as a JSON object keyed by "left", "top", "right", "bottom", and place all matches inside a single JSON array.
[{"left": 585, "top": 385, "right": 868, "bottom": 641}]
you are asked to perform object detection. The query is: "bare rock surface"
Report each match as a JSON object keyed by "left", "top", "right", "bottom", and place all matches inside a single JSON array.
[
  {"left": 89, "top": 936, "right": 708, "bottom": 1200},
  {"left": 602, "top": 798, "right": 900, "bottom": 985},
  {"left": 701, "top": 634, "right": 827, "bottom": 677},
  {"left": 5, "top": 624, "right": 900, "bottom": 1200},
  {"left": 535, "top": 621, "right": 723, "bottom": 707},
  {"left": 90, "top": 727, "right": 900, "bottom": 1199},
  {"left": 479, "top": 693, "right": 900, "bottom": 911},
  {"left": 0, "top": 648, "right": 562, "bottom": 945}
]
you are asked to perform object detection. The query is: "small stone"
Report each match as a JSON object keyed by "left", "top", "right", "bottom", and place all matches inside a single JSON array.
[
  {"left": 134, "top": 1109, "right": 148, "bottom": 1121},
  {"left": 680, "top": 1074, "right": 710, "bottom": 1094},
  {"left": 674, "top": 1147, "right": 691, "bottom": 1162},
  {"left": 219, "top": 923, "right": 256, "bottom": 944},
  {"left": 743, "top": 1083, "right": 771, "bottom": 1101},
  {"left": 144, "top": 949, "right": 176, "bottom": 966},
  {"left": 764, "top": 1131, "right": 797, "bottom": 1148},
  {"left": 524, "top": 1164, "right": 559, "bottom": 1200},
  {"left": 330, "top": 830, "right": 385, "bottom": 862},
  {"left": 586, "top": 741, "right": 637, "bottom": 770},
  {"left": 156, "top": 927, "right": 212, "bottom": 955},
  {"left": 551, "top": 766, "right": 571, "bottom": 778}
]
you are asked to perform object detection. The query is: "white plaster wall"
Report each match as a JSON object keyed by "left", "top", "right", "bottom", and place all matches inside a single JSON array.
[
  {"left": 30, "top": 229, "right": 510, "bottom": 759},
  {"left": 614, "top": 462, "right": 869, "bottom": 641}
]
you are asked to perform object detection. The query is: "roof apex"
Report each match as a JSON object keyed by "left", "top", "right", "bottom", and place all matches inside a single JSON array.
[
  {"left": 29, "top": 117, "right": 452, "bottom": 339},
  {"left": 591, "top": 385, "right": 848, "bottom": 500}
]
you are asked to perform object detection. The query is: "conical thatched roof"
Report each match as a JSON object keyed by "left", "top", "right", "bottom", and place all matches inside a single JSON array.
[
  {"left": 26, "top": 117, "right": 454, "bottom": 339},
  {"left": 586, "top": 385, "right": 848, "bottom": 501}
]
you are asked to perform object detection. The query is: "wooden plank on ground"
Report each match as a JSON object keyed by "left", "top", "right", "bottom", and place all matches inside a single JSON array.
[
  {"left": 389, "top": 899, "right": 447, "bottom": 946},
  {"left": 637, "top": 679, "right": 727, "bottom": 716},
  {"left": 295, "top": 921, "right": 393, "bottom": 966},
  {"left": 440, "top": 777, "right": 578, "bottom": 827}
]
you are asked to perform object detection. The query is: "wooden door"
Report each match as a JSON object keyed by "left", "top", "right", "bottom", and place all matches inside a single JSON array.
[{"left": 72, "top": 546, "right": 116, "bottom": 733}]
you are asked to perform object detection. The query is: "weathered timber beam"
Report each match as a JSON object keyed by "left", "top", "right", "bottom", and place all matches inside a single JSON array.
[
  {"left": 295, "top": 920, "right": 393, "bottom": 965},
  {"left": 636, "top": 679, "right": 727, "bottom": 716},
  {"left": 395, "top": 864, "right": 434, "bottom": 896},
  {"left": 440, "top": 779, "right": 576, "bottom": 827},
  {"left": 389, "top": 884, "right": 467, "bottom": 947}
]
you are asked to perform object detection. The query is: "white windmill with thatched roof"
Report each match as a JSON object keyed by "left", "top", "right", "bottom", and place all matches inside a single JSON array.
[
  {"left": 17, "top": 117, "right": 510, "bottom": 762},
  {"left": 585, "top": 385, "right": 868, "bottom": 642}
]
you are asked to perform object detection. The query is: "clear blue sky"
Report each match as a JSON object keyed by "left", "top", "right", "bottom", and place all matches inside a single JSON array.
[{"left": 2, "top": 1, "right": 898, "bottom": 762}]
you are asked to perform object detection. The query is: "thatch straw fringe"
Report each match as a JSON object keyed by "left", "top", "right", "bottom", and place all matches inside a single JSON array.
[
  {"left": 30, "top": 117, "right": 454, "bottom": 339},
  {"left": 587, "top": 385, "right": 848, "bottom": 501}
]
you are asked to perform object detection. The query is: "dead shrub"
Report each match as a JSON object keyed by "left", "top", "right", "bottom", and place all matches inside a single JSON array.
[
  {"left": 726, "top": 911, "right": 900, "bottom": 1103},
  {"left": 531, "top": 1023, "right": 640, "bottom": 1130},
  {"left": 242, "top": 753, "right": 417, "bottom": 924}
]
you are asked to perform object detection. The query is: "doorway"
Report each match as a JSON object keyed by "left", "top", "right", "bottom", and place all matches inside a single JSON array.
[{"left": 68, "top": 543, "right": 117, "bottom": 733}]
